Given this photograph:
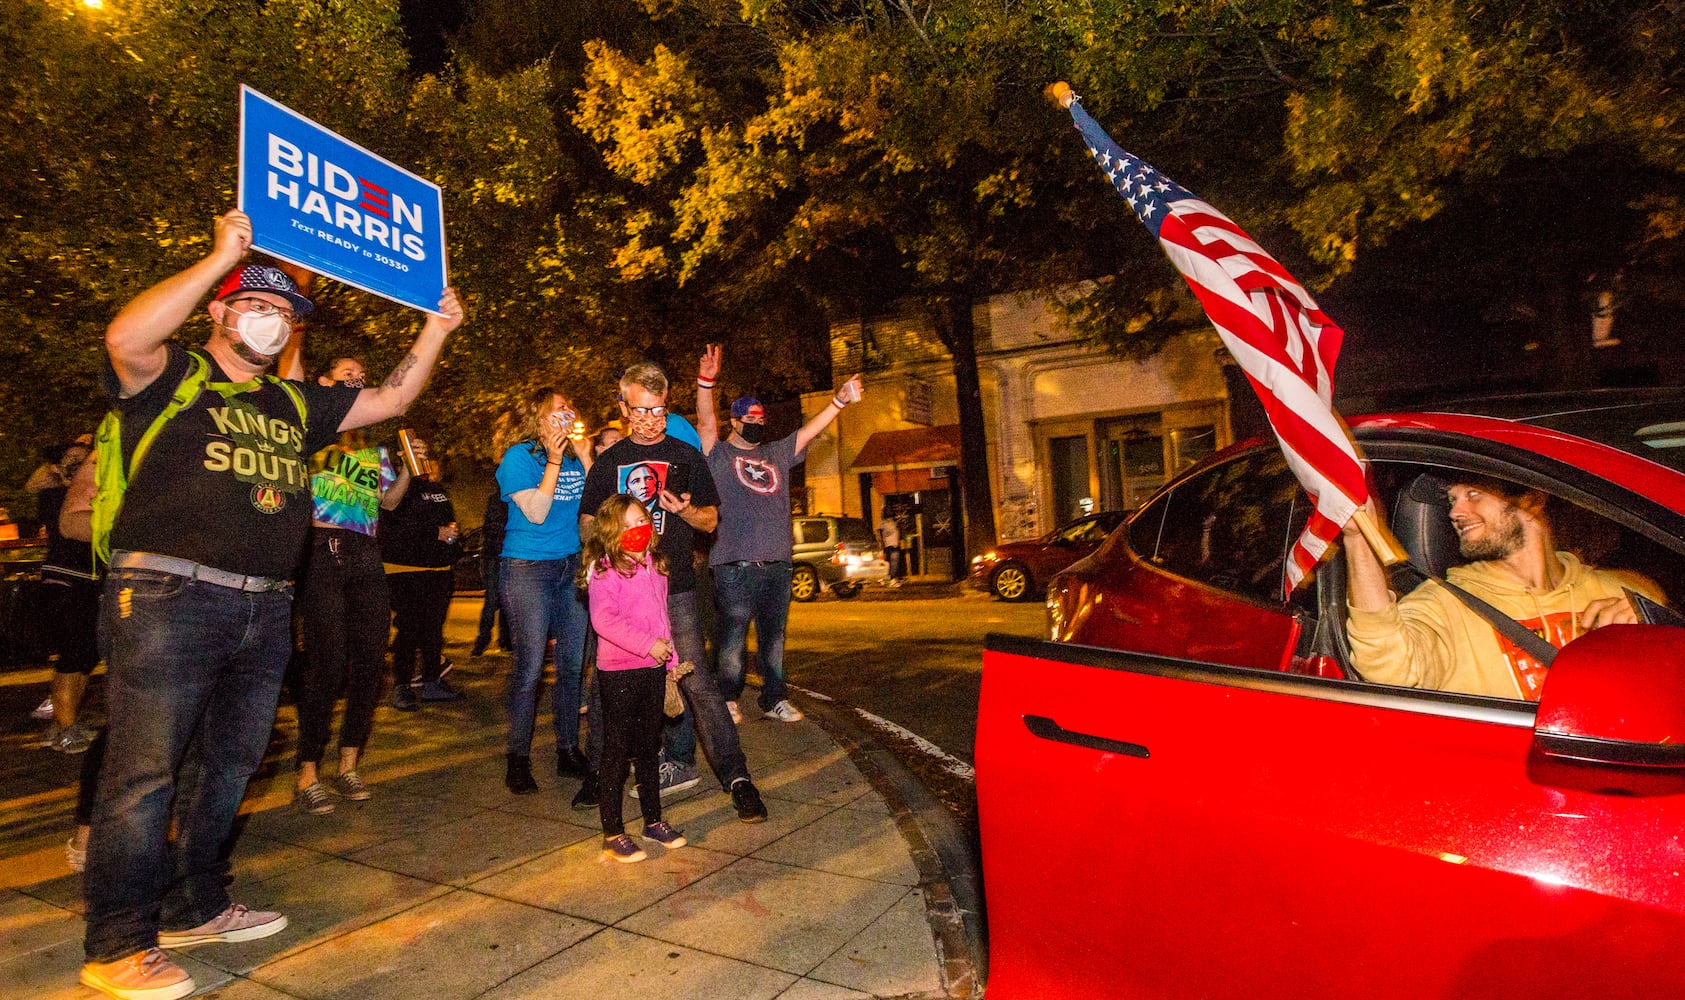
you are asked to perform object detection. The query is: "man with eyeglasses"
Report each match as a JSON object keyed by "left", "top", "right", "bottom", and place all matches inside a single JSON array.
[
  {"left": 79, "top": 209, "right": 462, "bottom": 1000},
  {"left": 580, "top": 361, "right": 769, "bottom": 822}
]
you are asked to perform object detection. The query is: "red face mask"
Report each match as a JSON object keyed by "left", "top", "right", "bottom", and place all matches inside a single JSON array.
[{"left": 621, "top": 523, "right": 654, "bottom": 554}]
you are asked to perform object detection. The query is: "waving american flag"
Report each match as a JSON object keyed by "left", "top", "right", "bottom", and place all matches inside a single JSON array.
[{"left": 1060, "top": 89, "right": 1367, "bottom": 592}]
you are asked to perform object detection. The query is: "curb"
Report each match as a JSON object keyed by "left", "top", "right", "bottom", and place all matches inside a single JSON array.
[{"left": 797, "top": 693, "right": 986, "bottom": 999}]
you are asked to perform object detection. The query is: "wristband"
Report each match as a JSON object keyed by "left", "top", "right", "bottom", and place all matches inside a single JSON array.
[
  {"left": 697, "top": 376, "right": 715, "bottom": 390},
  {"left": 831, "top": 397, "right": 847, "bottom": 409},
  {"left": 546, "top": 459, "right": 562, "bottom": 466}
]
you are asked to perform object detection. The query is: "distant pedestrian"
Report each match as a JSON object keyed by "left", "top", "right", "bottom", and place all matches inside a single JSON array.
[
  {"left": 382, "top": 433, "right": 464, "bottom": 706},
  {"left": 579, "top": 493, "right": 688, "bottom": 863},
  {"left": 36, "top": 440, "right": 99, "bottom": 752},
  {"left": 472, "top": 486, "right": 512, "bottom": 656},
  {"left": 495, "top": 387, "right": 593, "bottom": 794},
  {"left": 695, "top": 344, "right": 862, "bottom": 723},
  {"left": 294, "top": 358, "right": 409, "bottom": 817},
  {"left": 879, "top": 513, "right": 904, "bottom": 586}
]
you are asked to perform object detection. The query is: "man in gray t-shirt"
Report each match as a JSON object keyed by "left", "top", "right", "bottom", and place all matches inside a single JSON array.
[{"left": 697, "top": 345, "right": 862, "bottom": 722}]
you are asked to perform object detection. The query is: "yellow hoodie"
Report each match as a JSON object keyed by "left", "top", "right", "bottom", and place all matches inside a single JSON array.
[{"left": 1346, "top": 552, "right": 1660, "bottom": 701}]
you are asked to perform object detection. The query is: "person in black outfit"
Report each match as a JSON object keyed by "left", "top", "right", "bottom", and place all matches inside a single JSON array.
[
  {"left": 381, "top": 434, "right": 463, "bottom": 706},
  {"left": 472, "top": 487, "right": 511, "bottom": 656},
  {"left": 35, "top": 441, "right": 99, "bottom": 753}
]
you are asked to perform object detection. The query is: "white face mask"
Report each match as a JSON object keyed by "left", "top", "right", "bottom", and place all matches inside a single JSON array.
[{"left": 233, "top": 309, "right": 292, "bottom": 357}]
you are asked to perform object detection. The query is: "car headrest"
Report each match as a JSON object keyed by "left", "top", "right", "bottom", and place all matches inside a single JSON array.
[{"left": 1390, "top": 473, "right": 1458, "bottom": 578}]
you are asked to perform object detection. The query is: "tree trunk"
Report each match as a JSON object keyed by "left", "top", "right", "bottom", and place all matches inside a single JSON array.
[{"left": 931, "top": 290, "right": 998, "bottom": 562}]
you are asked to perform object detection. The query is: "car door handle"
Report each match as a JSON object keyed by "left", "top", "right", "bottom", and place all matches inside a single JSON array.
[{"left": 1023, "top": 715, "right": 1150, "bottom": 758}]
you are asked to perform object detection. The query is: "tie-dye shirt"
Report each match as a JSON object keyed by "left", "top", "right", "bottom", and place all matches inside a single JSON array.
[{"left": 310, "top": 444, "right": 396, "bottom": 535}]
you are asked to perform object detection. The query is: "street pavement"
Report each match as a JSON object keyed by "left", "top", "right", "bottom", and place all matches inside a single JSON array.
[{"left": 0, "top": 595, "right": 972, "bottom": 1000}]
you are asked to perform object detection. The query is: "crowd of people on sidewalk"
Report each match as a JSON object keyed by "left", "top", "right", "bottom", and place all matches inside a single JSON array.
[{"left": 17, "top": 210, "right": 867, "bottom": 1000}]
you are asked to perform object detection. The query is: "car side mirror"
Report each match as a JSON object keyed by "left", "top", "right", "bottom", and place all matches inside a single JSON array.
[{"left": 1532, "top": 624, "right": 1685, "bottom": 771}]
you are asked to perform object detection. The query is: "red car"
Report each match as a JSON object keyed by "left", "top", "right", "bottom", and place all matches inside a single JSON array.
[
  {"left": 976, "top": 390, "right": 1685, "bottom": 998},
  {"left": 967, "top": 510, "right": 1126, "bottom": 600}
]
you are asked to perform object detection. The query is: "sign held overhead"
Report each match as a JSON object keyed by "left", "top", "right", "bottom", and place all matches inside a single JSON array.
[{"left": 237, "top": 85, "right": 448, "bottom": 315}]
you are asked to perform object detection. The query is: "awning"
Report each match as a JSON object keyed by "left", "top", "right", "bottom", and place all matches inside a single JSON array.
[
  {"left": 849, "top": 425, "right": 962, "bottom": 496},
  {"left": 848, "top": 425, "right": 962, "bottom": 472}
]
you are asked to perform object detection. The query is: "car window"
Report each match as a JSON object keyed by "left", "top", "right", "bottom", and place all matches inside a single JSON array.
[
  {"left": 1058, "top": 516, "right": 1112, "bottom": 545},
  {"left": 1127, "top": 492, "right": 1169, "bottom": 561},
  {"left": 795, "top": 520, "right": 829, "bottom": 545},
  {"left": 837, "top": 518, "right": 875, "bottom": 543},
  {"left": 1151, "top": 450, "right": 1300, "bottom": 603}
]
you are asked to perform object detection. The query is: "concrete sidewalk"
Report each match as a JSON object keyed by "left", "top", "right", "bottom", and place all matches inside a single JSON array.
[{"left": 0, "top": 601, "right": 962, "bottom": 1000}]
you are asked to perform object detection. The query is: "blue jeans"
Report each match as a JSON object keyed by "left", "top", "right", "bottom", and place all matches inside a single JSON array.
[
  {"left": 661, "top": 589, "right": 751, "bottom": 790},
  {"left": 84, "top": 567, "right": 293, "bottom": 962},
  {"left": 500, "top": 555, "right": 589, "bottom": 756},
  {"left": 713, "top": 561, "right": 794, "bottom": 711}
]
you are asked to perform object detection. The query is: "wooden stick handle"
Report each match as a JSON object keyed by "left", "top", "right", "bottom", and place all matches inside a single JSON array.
[{"left": 1350, "top": 507, "right": 1408, "bottom": 567}]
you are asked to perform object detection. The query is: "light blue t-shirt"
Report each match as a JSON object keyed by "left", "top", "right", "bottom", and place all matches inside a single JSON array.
[
  {"left": 496, "top": 441, "right": 586, "bottom": 560},
  {"left": 666, "top": 413, "right": 702, "bottom": 449}
]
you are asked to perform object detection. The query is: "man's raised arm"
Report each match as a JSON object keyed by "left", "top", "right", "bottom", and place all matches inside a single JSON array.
[
  {"left": 106, "top": 210, "right": 252, "bottom": 397},
  {"left": 696, "top": 344, "right": 722, "bottom": 455},
  {"left": 795, "top": 373, "right": 862, "bottom": 454},
  {"left": 340, "top": 288, "right": 464, "bottom": 432}
]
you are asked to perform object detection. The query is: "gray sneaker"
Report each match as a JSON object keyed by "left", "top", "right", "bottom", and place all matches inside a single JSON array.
[
  {"left": 296, "top": 782, "right": 335, "bottom": 815},
  {"left": 330, "top": 771, "right": 371, "bottom": 801},
  {"left": 635, "top": 760, "right": 701, "bottom": 799}
]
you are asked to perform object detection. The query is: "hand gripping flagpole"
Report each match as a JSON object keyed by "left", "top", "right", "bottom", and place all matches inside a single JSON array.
[{"left": 1044, "top": 82, "right": 1405, "bottom": 582}]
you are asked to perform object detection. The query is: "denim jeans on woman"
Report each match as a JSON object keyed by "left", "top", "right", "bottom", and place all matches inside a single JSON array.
[
  {"left": 84, "top": 567, "right": 292, "bottom": 962},
  {"left": 500, "top": 554, "right": 589, "bottom": 756},
  {"left": 713, "top": 561, "right": 794, "bottom": 712}
]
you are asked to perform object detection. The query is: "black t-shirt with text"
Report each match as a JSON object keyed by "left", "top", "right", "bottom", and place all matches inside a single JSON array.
[
  {"left": 104, "top": 342, "right": 358, "bottom": 579},
  {"left": 580, "top": 434, "right": 719, "bottom": 594}
]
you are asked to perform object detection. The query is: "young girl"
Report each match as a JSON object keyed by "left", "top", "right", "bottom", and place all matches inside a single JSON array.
[{"left": 579, "top": 493, "right": 688, "bottom": 862}]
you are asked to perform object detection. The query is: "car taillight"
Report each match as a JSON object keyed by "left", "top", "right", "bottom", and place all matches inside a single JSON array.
[{"left": 831, "top": 543, "right": 846, "bottom": 564}]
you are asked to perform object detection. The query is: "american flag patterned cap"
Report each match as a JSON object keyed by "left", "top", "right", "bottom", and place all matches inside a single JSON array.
[{"left": 215, "top": 264, "right": 314, "bottom": 315}]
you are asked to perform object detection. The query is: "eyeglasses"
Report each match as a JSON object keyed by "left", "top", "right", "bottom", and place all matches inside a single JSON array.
[
  {"left": 625, "top": 405, "right": 668, "bottom": 418},
  {"left": 228, "top": 298, "right": 298, "bottom": 324}
]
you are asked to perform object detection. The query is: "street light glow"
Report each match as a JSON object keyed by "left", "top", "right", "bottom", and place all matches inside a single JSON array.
[{"left": 83, "top": 0, "right": 104, "bottom": 10}]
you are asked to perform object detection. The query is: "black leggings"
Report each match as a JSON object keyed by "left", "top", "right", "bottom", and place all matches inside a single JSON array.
[
  {"left": 297, "top": 529, "right": 390, "bottom": 766},
  {"left": 388, "top": 569, "right": 454, "bottom": 686},
  {"left": 597, "top": 666, "right": 665, "bottom": 836}
]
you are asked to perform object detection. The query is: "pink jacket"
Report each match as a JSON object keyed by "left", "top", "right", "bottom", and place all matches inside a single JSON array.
[{"left": 587, "top": 556, "right": 678, "bottom": 672}]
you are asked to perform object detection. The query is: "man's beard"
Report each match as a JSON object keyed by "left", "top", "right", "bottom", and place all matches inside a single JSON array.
[
  {"left": 223, "top": 323, "right": 279, "bottom": 369},
  {"left": 1458, "top": 505, "right": 1526, "bottom": 561}
]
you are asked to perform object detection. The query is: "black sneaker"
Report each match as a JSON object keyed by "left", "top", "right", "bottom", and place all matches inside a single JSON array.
[
  {"left": 571, "top": 774, "right": 599, "bottom": 811},
  {"left": 730, "top": 778, "right": 767, "bottom": 824},
  {"left": 390, "top": 685, "right": 419, "bottom": 712},
  {"left": 505, "top": 753, "right": 538, "bottom": 795},
  {"left": 470, "top": 640, "right": 488, "bottom": 657},
  {"left": 420, "top": 678, "right": 460, "bottom": 702}
]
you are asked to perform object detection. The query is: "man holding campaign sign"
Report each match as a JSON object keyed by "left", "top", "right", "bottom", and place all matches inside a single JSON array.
[
  {"left": 239, "top": 85, "right": 449, "bottom": 315},
  {"left": 79, "top": 87, "right": 462, "bottom": 1000}
]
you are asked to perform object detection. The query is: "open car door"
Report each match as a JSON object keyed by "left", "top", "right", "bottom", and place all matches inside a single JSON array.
[{"left": 975, "top": 632, "right": 1685, "bottom": 1000}]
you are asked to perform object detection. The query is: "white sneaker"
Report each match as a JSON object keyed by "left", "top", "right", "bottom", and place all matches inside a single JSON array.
[
  {"left": 726, "top": 700, "right": 742, "bottom": 724},
  {"left": 767, "top": 700, "right": 804, "bottom": 723},
  {"left": 31, "top": 696, "right": 54, "bottom": 720}
]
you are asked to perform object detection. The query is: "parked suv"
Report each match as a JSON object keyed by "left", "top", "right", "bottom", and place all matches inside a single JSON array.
[{"left": 791, "top": 515, "right": 889, "bottom": 601}]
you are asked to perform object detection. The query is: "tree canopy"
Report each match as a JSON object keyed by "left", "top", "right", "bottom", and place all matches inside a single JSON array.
[{"left": 4, "top": 0, "right": 1684, "bottom": 527}]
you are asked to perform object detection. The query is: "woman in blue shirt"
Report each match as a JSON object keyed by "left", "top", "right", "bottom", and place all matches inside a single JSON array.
[{"left": 495, "top": 387, "right": 592, "bottom": 794}]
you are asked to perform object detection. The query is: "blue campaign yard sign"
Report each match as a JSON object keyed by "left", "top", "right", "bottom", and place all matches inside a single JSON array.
[{"left": 238, "top": 85, "right": 448, "bottom": 314}]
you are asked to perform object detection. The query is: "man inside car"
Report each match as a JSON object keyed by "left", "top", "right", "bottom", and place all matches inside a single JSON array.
[{"left": 1340, "top": 475, "right": 1659, "bottom": 700}]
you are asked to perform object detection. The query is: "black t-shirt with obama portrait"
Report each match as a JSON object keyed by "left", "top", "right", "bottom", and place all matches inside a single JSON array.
[
  {"left": 581, "top": 434, "right": 720, "bottom": 595},
  {"left": 104, "top": 342, "right": 358, "bottom": 579}
]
